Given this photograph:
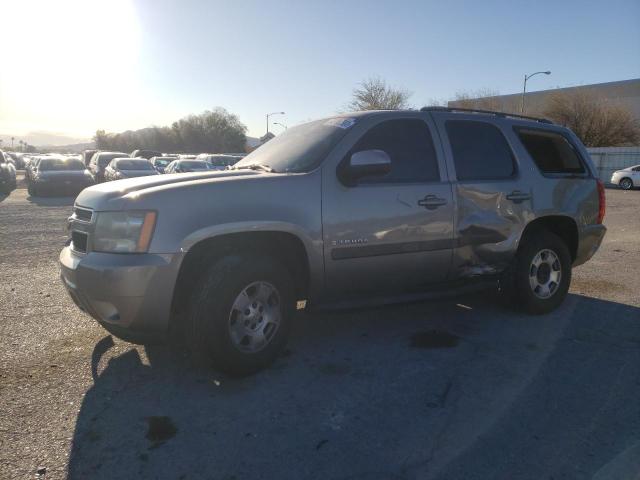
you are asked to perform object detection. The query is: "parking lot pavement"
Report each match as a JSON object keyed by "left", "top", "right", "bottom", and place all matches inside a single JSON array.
[{"left": 1, "top": 187, "right": 639, "bottom": 480}]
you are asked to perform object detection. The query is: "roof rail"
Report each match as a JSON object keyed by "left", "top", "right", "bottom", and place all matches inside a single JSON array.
[{"left": 420, "top": 106, "right": 554, "bottom": 124}]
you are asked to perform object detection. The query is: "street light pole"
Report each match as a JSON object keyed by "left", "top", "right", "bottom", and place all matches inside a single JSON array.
[
  {"left": 266, "top": 111, "right": 285, "bottom": 135},
  {"left": 521, "top": 70, "right": 551, "bottom": 113}
]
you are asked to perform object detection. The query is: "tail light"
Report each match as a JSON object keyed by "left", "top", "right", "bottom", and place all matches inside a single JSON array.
[{"left": 596, "top": 179, "right": 606, "bottom": 224}]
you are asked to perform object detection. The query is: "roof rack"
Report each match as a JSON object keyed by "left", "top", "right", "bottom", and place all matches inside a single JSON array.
[{"left": 420, "top": 106, "right": 554, "bottom": 124}]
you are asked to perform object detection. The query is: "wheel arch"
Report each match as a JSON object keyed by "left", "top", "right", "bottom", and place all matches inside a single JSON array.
[
  {"left": 170, "top": 228, "right": 313, "bottom": 331},
  {"left": 519, "top": 215, "right": 579, "bottom": 262}
]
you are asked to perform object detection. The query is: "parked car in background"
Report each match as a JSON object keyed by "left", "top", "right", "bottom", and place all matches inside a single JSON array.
[
  {"left": 177, "top": 154, "right": 197, "bottom": 160},
  {"left": 0, "top": 151, "right": 17, "bottom": 194},
  {"left": 104, "top": 158, "right": 159, "bottom": 181},
  {"left": 27, "top": 156, "right": 94, "bottom": 197},
  {"left": 88, "top": 151, "right": 128, "bottom": 183},
  {"left": 611, "top": 165, "right": 640, "bottom": 190},
  {"left": 164, "top": 159, "right": 211, "bottom": 173},
  {"left": 196, "top": 154, "right": 242, "bottom": 170},
  {"left": 83, "top": 149, "right": 98, "bottom": 166},
  {"left": 25, "top": 155, "right": 46, "bottom": 182},
  {"left": 149, "top": 156, "right": 176, "bottom": 173},
  {"left": 131, "top": 149, "right": 163, "bottom": 160},
  {"left": 6, "top": 152, "right": 25, "bottom": 169},
  {"left": 61, "top": 109, "right": 606, "bottom": 374}
]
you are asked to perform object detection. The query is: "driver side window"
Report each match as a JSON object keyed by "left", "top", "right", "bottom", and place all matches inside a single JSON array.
[{"left": 348, "top": 119, "right": 440, "bottom": 184}]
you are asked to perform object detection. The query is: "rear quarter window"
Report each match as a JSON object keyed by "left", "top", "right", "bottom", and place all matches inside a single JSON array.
[{"left": 515, "top": 128, "right": 585, "bottom": 174}]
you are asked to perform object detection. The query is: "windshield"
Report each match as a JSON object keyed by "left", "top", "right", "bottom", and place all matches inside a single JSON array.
[
  {"left": 234, "top": 117, "right": 355, "bottom": 173},
  {"left": 116, "top": 159, "right": 154, "bottom": 170},
  {"left": 153, "top": 158, "right": 171, "bottom": 167},
  {"left": 181, "top": 161, "right": 209, "bottom": 170},
  {"left": 99, "top": 153, "right": 127, "bottom": 167},
  {"left": 208, "top": 156, "right": 237, "bottom": 167},
  {"left": 40, "top": 158, "right": 85, "bottom": 171}
]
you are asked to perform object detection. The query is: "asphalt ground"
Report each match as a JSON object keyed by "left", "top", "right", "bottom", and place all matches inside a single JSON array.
[{"left": 1, "top": 185, "right": 639, "bottom": 480}]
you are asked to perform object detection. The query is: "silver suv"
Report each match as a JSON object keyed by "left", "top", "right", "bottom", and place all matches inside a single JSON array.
[{"left": 60, "top": 108, "right": 607, "bottom": 374}]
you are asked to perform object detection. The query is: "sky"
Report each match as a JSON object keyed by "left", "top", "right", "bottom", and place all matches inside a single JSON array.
[{"left": 0, "top": 0, "right": 638, "bottom": 143}]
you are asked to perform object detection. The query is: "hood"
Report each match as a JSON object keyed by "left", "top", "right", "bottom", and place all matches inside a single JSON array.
[{"left": 75, "top": 169, "right": 264, "bottom": 210}]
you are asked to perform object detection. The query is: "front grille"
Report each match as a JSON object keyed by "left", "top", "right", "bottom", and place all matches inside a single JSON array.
[
  {"left": 71, "top": 231, "right": 88, "bottom": 253},
  {"left": 74, "top": 207, "right": 93, "bottom": 222}
]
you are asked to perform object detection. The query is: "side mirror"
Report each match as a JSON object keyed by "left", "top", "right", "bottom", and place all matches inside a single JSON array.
[{"left": 339, "top": 149, "right": 391, "bottom": 186}]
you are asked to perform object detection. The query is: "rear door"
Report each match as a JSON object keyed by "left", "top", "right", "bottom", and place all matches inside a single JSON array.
[
  {"left": 321, "top": 113, "right": 454, "bottom": 299},
  {"left": 431, "top": 114, "right": 534, "bottom": 278}
]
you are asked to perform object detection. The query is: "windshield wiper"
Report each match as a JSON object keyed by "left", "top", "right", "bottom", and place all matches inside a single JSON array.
[{"left": 233, "top": 163, "right": 275, "bottom": 173}]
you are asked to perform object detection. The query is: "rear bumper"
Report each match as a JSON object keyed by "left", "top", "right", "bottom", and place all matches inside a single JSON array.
[
  {"left": 34, "top": 181, "right": 92, "bottom": 194},
  {"left": 59, "top": 247, "right": 183, "bottom": 340},
  {"left": 574, "top": 224, "right": 607, "bottom": 267}
]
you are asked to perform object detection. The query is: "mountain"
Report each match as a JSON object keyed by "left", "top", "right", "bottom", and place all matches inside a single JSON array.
[{"left": 0, "top": 131, "right": 91, "bottom": 148}]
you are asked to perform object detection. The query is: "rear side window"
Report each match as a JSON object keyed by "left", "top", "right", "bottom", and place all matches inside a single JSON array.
[
  {"left": 350, "top": 119, "right": 440, "bottom": 183},
  {"left": 516, "top": 128, "right": 585, "bottom": 174},
  {"left": 446, "top": 121, "right": 515, "bottom": 180}
]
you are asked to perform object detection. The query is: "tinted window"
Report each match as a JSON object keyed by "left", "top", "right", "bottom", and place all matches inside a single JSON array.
[
  {"left": 350, "top": 119, "right": 439, "bottom": 183},
  {"left": 180, "top": 161, "right": 209, "bottom": 170},
  {"left": 40, "top": 158, "right": 85, "bottom": 171},
  {"left": 516, "top": 128, "right": 585, "bottom": 174},
  {"left": 115, "top": 159, "right": 154, "bottom": 170},
  {"left": 446, "top": 121, "right": 515, "bottom": 180}
]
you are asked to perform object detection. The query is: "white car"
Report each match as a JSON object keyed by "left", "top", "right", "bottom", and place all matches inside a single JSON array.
[{"left": 611, "top": 165, "right": 640, "bottom": 190}]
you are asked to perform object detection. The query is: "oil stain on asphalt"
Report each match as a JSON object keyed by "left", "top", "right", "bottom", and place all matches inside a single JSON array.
[
  {"left": 146, "top": 416, "right": 178, "bottom": 446},
  {"left": 410, "top": 330, "right": 460, "bottom": 349}
]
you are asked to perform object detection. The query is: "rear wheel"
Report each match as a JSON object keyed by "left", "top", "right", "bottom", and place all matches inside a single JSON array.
[
  {"left": 188, "top": 254, "right": 294, "bottom": 375},
  {"left": 620, "top": 177, "right": 633, "bottom": 190},
  {"left": 503, "top": 230, "right": 571, "bottom": 314}
]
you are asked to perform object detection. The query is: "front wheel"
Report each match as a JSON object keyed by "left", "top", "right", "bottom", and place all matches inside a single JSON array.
[
  {"left": 188, "top": 254, "right": 295, "bottom": 375},
  {"left": 620, "top": 177, "right": 633, "bottom": 190},
  {"left": 503, "top": 231, "right": 572, "bottom": 314}
]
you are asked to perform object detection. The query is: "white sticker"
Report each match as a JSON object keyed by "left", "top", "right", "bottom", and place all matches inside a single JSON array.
[{"left": 325, "top": 117, "right": 356, "bottom": 129}]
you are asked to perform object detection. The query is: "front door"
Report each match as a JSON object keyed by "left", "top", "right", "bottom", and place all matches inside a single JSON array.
[{"left": 321, "top": 115, "right": 454, "bottom": 299}]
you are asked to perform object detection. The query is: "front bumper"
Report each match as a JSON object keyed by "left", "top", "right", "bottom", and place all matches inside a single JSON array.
[
  {"left": 574, "top": 224, "right": 607, "bottom": 267},
  {"left": 59, "top": 246, "right": 183, "bottom": 339}
]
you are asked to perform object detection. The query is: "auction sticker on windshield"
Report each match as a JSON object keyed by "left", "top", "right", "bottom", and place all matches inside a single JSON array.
[{"left": 324, "top": 117, "right": 356, "bottom": 129}]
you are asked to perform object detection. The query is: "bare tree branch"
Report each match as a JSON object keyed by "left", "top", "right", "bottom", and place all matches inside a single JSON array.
[{"left": 347, "top": 77, "right": 412, "bottom": 111}]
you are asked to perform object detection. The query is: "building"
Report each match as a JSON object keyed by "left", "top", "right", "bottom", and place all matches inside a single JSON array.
[{"left": 448, "top": 78, "right": 640, "bottom": 121}]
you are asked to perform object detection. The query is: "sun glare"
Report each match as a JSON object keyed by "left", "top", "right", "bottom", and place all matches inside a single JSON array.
[{"left": 0, "top": 0, "right": 141, "bottom": 136}]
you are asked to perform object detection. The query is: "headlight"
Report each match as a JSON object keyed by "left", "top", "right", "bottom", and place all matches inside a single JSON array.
[{"left": 93, "top": 211, "right": 157, "bottom": 253}]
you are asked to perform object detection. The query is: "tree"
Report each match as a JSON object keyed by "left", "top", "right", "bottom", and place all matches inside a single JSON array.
[
  {"left": 93, "top": 108, "right": 247, "bottom": 153},
  {"left": 449, "top": 89, "right": 507, "bottom": 112},
  {"left": 543, "top": 91, "right": 640, "bottom": 147},
  {"left": 347, "top": 77, "right": 412, "bottom": 111}
]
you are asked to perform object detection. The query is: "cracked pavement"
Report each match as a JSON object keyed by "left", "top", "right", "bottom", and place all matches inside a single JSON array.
[{"left": 1, "top": 187, "right": 639, "bottom": 480}]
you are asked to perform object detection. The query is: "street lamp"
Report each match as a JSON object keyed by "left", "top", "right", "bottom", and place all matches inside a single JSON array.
[
  {"left": 521, "top": 70, "right": 551, "bottom": 113},
  {"left": 273, "top": 122, "right": 287, "bottom": 130},
  {"left": 266, "top": 111, "right": 285, "bottom": 135}
]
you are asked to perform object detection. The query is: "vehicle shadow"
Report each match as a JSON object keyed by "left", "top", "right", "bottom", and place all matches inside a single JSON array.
[
  {"left": 27, "top": 195, "right": 76, "bottom": 206},
  {"left": 67, "top": 293, "right": 640, "bottom": 480}
]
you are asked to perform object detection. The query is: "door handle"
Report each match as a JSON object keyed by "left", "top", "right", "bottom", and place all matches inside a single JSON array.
[
  {"left": 417, "top": 194, "right": 447, "bottom": 210},
  {"left": 506, "top": 190, "right": 531, "bottom": 203}
]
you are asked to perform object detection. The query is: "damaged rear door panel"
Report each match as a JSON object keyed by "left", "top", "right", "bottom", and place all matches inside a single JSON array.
[{"left": 432, "top": 114, "right": 535, "bottom": 278}]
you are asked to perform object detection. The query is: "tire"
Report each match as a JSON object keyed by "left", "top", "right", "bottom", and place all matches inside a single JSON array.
[
  {"left": 502, "top": 230, "right": 571, "bottom": 315},
  {"left": 188, "top": 254, "right": 295, "bottom": 375},
  {"left": 619, "top": 177, "right": 633, "bottom": 190}
]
